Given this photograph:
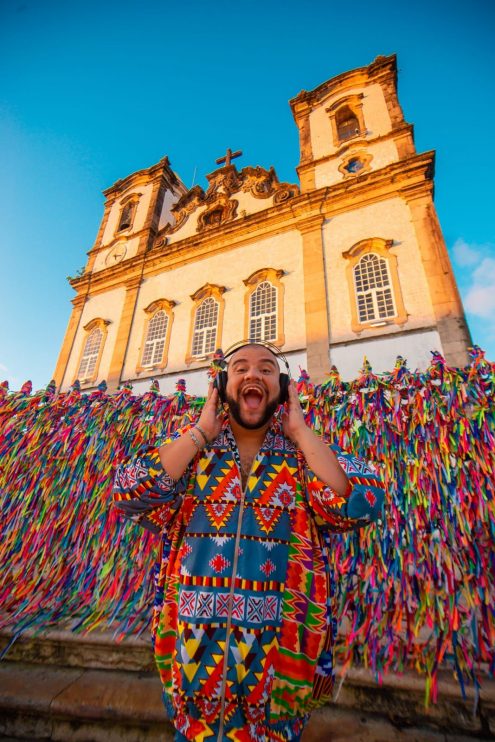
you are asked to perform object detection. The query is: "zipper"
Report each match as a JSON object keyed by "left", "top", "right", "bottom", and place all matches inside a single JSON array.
[{"left": 217, "top": 455, "right": 252, "bottom": 741}]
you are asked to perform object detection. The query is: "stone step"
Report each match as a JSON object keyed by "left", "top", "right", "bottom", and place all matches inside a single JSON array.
[
  {"left": 0, "top": 629, "right": 494, "bottom": 740},
  {"left": 0, "top": 660, "right": 172, "bottom": 741},
  {"left": 0, "top": 628, "right": 154, "bottom": 673}
]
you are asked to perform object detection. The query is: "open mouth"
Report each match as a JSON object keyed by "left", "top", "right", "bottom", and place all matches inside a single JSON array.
[{"left": 241, "top": 385, "right": 264, "bottom": 410}]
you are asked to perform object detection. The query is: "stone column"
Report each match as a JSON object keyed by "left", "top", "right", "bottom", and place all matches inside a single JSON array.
[
  {"left": 407, "top": 191, "right": 472, "bottom": 366},
  {"left": 85, "top": 196, "right": 116, "bottom": 273},
  {"left": 106, "top": 276, "right": 143, "bottom": 391},
  {"left": 53, "top": 294, "right": 87, "bottom": 391},
  {"left": 292, "top": 101, "right": 316, "bottom": 193},
  {"left": 298, "top": 215, "right": 330, "bottom": 382}
]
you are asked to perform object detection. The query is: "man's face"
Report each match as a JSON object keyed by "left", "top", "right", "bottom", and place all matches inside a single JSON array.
[{"left": 225, "top": 345, "right": 281, "bottom": 430}]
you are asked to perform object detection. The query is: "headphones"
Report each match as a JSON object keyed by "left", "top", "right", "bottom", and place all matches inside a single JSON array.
[{"left": 213, "top": 341, "right": 290, "bottom": 404}]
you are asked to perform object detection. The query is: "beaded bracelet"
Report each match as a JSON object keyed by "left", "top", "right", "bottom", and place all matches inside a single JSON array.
[
  {"left": 195, "top": 424, "right": 209, "bottom": 446},
  {"left": 189, "top": 428, "right": 203, "bottom": 451}
]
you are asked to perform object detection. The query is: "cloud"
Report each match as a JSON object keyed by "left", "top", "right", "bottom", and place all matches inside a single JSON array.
[
  {"left": 450, "top": 240, "right": 495, "bottom": 354},
  {"left": 464, "top": 257, "right": 495, "bottom": 319},
  {"left": 0, "top": 362, "right": 8, "bottom": 373},
  {"left": 452, "top": 238, "right": 481, "bottom": 267}
]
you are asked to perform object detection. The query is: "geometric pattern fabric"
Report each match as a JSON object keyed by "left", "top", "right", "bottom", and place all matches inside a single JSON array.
[{"left": 114, "top": 415, "right": 385, "bottom": 739}]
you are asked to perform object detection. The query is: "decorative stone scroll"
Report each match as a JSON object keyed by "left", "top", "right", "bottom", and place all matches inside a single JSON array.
[
  {"left": 156, "top": 164, "right": 299, "bottom": 243},
  {"left": 163, "top": 185, "right": 206, "bottom": 235},
  {"left": 241, "top": 166, "right": 299, "bottom": 202},
  {"left": 197, "top": 192, "right": 239, "bottom": 232}
]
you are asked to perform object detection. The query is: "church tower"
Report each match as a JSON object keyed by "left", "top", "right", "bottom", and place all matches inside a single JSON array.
[
  {"left": 54, "top": 55, "right": 471, "bottom": 393},
  {"left": 290, "top": 54, "right": 470, "bottom": 378}
]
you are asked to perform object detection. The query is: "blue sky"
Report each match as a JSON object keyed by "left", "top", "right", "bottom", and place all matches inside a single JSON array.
[{"left": 1, "top": 0, "right": 494, "bottom": 390}]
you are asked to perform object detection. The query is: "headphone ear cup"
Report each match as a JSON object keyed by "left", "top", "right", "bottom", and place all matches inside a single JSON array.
[
  {"left": 279, "top": 373, "right": 290, "bottom": 404},
  {"left": 214, "top": 370, "right": 228, "bottom": 403}
]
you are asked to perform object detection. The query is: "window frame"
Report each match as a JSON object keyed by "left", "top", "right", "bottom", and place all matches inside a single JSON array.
[
  {"left": 75, "top": 318, "right": 110, "bottom": 384},
  {"left": 186, "top": 284, "right": 226, "bottom": 364},
  {"left": 326, "top": 94, "right": 366, "bottom": 148},
  {"left": 115, "top": 193, "right": 141, "bottom": 235},
  {"left": 354, "top": 253, "right": 396, "bottom": 323},
  {"left": 343, "top": 238, "right": 407, "bottom": 333},
  {"left": 338, "top": 151, "right": 373, "bottom": 179},
  {"left": 243, "top": 268, "right": 285, "bottom": 347},
  {"left": 136, "top": 299, "right": 175, "bottom": 373}
]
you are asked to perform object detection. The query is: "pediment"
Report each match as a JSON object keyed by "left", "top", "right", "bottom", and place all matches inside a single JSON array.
[{"left": 154, "top": 164, "right": 299, "bottom": 245}]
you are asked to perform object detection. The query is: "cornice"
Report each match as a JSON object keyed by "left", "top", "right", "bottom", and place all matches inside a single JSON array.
[
  {"left": 71, "top": 294, "right": 87, "bottom": 308},
  {"left": 125, "top": 276, "right": 143, "bottom": 291},
  {"left": 102, "top": 156, "right": 183, "bottom": 199},
  {"left": 290, "top": 55, "right": 396, "bottom": 114},
  {"left": 296, "top": 123, "right": 414, "bottom": 174},
  {"left": 292, "top": 213, "right": 326, "bottom": 234},
  {"left": 86, "top": 226, "right": 149, "bottom": 256},
  {"left": 68, "top": 151, "right": 436, "bottom": 299}
]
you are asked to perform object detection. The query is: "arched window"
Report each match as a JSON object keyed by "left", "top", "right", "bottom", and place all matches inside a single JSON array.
[
  {"left": 243, "top": 268, "right": 285, "bottom": 346},
  {"left": 327, "top": 94, "right": 366, "bottom": 148},
  {"left": 138, "top": 299, "right": 175, "bottom": 372},
  {"left": 76, "top": 318, "right": 110, "bottom": 383},
  {"left": 192, "top": 297, "right": 219, "bottom": 357},
  {"left": 249, "top": 281, "right": 277, "bottom": 342},
  {"left": 79, "top": 329, "right": 102, "bottom": 379},
  {"left": 142, "top": 311, "right": 169, "bottom": 366},
  {"left": 336, "top": 106, "right": 360, "bottom": 142},
  {"left": 187, "top": 284, "right": 226, "bottom": 363},
  {"left": 354, "top": 254, "right": 395, "bottom": 323},
  {"left": 116, "top": 193, "right": 141, "bottom": 234},
  {"left": 118, "top": 203, "right": 134, "bottom": 231},
  {"left": 343, "top": 238, "right": 406, "bottom": 332}
]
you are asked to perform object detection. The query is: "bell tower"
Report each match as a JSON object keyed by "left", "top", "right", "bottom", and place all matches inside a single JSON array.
[
  {"left": 53, "top": 157, "right": 186, "bottom": 391},
  {"left": 289, "top": 55, "right": 471, "bottom": 374}
]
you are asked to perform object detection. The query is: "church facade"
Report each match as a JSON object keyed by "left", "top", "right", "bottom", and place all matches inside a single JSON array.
[{"left": 53, "top": 55, "right": 471, "bottom": 395}]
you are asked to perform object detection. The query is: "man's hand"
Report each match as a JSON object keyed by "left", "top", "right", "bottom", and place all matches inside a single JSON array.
[
  {"left": 282, "top": 380, "right": 350, "bottom": 498},
  {"left": 197, "top": 384, "right": 223, "bottom": 443},
  {"left": 159, "top": 384, "right": 223, "bottom": 480},
  {"left": 281, "top": 380, "right": 308, "bottom": 445}
]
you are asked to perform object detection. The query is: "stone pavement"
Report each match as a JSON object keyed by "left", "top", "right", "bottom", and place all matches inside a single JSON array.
[{"left": 0, "top": 628, "right": 494, "bottom": 741}]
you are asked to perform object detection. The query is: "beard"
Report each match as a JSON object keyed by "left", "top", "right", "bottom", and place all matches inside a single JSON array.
[{"left": 226, "top": 394, "right": 280, "bottom": 430}]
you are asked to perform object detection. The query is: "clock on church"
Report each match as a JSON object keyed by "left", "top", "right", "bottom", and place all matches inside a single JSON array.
[{"left": 105, "top": 243, "right": 127, "bottom": 265}]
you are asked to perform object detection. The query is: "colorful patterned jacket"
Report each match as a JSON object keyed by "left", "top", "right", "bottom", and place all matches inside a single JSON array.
[{"left": 113, "top": 416, "right": 384, "bottom": 741}]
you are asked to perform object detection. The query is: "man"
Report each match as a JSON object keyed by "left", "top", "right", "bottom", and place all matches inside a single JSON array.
[{"left": 113, "top": 343, "right": 384, "bottom": 741}]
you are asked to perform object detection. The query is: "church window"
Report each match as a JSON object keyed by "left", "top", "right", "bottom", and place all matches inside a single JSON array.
[
  {"left": 116, "top": 193, "right": 141, "bottom": 234},
  {"left": 243, "top": 268, "right": 285, "bottom": 346},
  {"left": 203, "top": 208, "right": 223, "bottom": 227},
  {"left": 75, "top": 318, "right": 110, "bottom": 383},
  {"left": 354, "top": 254, "right": 395, "bottom": 323},
  {"left": 186, "top": 284, "right": 226, "bottom": 363},
  {"left": 249, "top": 281, "right": 277, "bottom": 342},
  {"left": 345, "top": 158, "right": 364, "bottom": 174},
  {"left": 336, "top": 106, "right": 360, "bottom": 142},
  {"left": 137, "top": 299, "right": 175, "bottom": 373},
  {"left": 326, "top": 94, "right": 366, "bottom": 148},
  {"left": 338, "top": 151, "right": 373, "bottom": 179},
  {"left": 192, "top": 298, "right": 219, "bottom": 356},
  {"left": 118, "top": 203, "right": 134, "bottom": 231},
  {"left": 79, "top": 329, "right": 102, "bottom": 379},
  {"left": 343, "top": 238, "right": 407, "bottom": 333},
  {"left": 142, "top": 311, "right": 169, "bottom": 367}
]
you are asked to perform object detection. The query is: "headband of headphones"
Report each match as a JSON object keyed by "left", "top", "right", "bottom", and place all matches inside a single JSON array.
[{"left": 213, "top": 341, "right": 290, "bottom": 404}]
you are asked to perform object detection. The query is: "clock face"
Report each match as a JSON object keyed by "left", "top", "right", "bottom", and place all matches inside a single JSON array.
[{"left": 106, "top": 243, "right": 127, "bottom": 266}]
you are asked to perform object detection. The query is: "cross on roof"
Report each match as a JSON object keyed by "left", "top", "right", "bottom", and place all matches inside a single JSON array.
[{"left": 215, "top": 148, "right": 242, "bottom": 168}]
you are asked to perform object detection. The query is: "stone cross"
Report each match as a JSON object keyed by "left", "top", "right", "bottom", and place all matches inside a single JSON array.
[{"left": 215, "top": 148, "right": 242, "bottom": 167}]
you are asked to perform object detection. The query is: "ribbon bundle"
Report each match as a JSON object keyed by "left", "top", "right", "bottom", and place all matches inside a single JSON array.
[{"left": 0, "top": 347, "right": 493, "bottom": 702}]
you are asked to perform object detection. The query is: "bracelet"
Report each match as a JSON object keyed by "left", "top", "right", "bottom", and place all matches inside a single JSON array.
[
  {"left": 195, "top": 424, "right": 209, "bottom": 446},
  {"left": 189, "top": 428, "right": 203, "bottom": 451}
]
